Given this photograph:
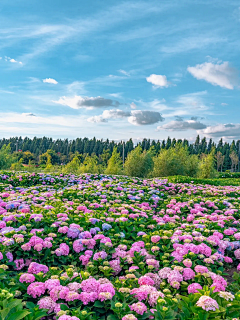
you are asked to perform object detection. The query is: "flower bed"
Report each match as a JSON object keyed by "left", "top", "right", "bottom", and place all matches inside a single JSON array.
[{"left": 0, "top": 173, "right": 240, "bottom": 319}]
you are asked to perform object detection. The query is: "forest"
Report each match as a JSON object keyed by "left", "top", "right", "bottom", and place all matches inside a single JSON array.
[{"left": 0, "top": 136, "right": 240, "bottom": 172}]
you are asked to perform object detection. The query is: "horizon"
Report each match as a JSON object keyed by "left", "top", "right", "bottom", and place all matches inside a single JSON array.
[
  {"left": 0, "top": 1, "right": 240, "bottom": 141},
  {"left": 0, "top": 135, "right": 239, "bottom": 147}
]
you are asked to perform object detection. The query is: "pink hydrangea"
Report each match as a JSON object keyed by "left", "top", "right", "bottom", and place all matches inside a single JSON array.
[
  {"left": 196, "top": 295, "right": 219, "bottom": 311},
  {"left": 14, "top": 259, "right": 25, "bottom": 270},
  {"left": 188, "top": 283, "right": 202, "bottom": 294},
  {"left": 194, "top": 265, "right": 209, "bottom": 274},
  {"left": 99, "top": 283, "right": 115, "bottom": 296},
  {"left": 81, "top": 278, "right": 100, "bottom": 293},
  {"left": 28, "top": 262, "right": 48, "bottom": 274},
  {"left": 19, "top": 273, "right": 35, "bottom": 283},
  {"left": 98, "top": 292, "right": 113, "bottom": 301},
  {"left": 138, "top": 276, "right": 154, "bottom": 286},
  {"left": 183, "top": 268, "right": 195, "bottom": 280},
  {"left": 38, "top": 297, "right": 56, "bottom": 313},
  {"left": 131, "top": 285, "right": 157, "bottom": 301},
  {"left": 122, "top": 315, "right": 137, "bottom": 320},
  {"left": 148, "top": 291, "right": 165, "bottom": 306},
  {"left": 130, "top": 302, "right": 147, "bottom": 315},
  {"left": 58, "top": 316, "right": 80, "bottom": 320},
  {"left": 67, "top": 282, "right": 82, "bottom": 292},
  {"left": 234, "top": 249, "right": 240, "bottom": 259},
  {"left": 44, "top": 279, "right": 60, "bottom": 290},
  {"left": 65, "top": 291, "right": 80, "bottom": 301},
  {"left": 27, "top": 282, "right": 46, "bottom": 298},
  {"left": 183, "top": 258, "right": 192, "bottom": 268},
  {"left": 151, "top": 235, "right": 160, "bottom": 243},
  {"left": 79, "top": 292, "right": 98, "bottom": 305}
]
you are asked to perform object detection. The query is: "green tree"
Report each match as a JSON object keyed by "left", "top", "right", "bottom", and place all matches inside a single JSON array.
[
  {"left": 39, "top": 149, "right": 59, "bottom": 165},
  {"left": 10, "top": 158, "right": 24, "bottom": 171},
  {"left": 63, "top": 156, "right": 81, "bottom": 174},
  {"left": 0, "top": 145, "right": 16, "bottom": 169},
  {"left": 230, "top": 151, "right": 239, "bottom": 172},
  {"left": 105, "top": 147, "right": 123, "bottom": 175},
  {"left": 79, "top": 155, "right": 99, "bottom": 174},
  {"left": 99, "top": 149, "right": 111, "bottom": 166},
  {"left": 197, "top": 152, "right": 217, "bottom": 178},
  {"left": 124, "top": 145, "right": 153, "bottom": 178},
  {"left": 152, "top": 145, "right": 198, "bottom": 177},
  {"left": 216, "top": 151, "right": 225, "bottom": 172},
  {"left": 22, "top": 151, "right": 35, "bottom": 165}
]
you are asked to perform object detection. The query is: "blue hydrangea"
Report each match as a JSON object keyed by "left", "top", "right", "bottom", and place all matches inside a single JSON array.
[
  {"left": 137, "top": 231, "right": 146, "bottom": 236},
  {"left": 102, "top": 223, "right": 112, "bottom": 231}
]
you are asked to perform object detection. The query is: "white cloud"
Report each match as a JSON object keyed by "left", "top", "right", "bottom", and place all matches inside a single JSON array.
[
  {"left": 187, "top": 61, "right": 238, "bottom": 89},
  {"left": 176, "top": 91, "right": 208, "bottom": 108},
  {"left": 88, "top": 109, "right": 130, "bottom": 123},
  {"left": 0, "top": 112, "right": 93, "bottom": 138},
  {"left": 130, "top": 102, "right": 137, "bottom": 109},
  {"left": 221, "top": 102, "right": 228, "bottom": 106},
  {"left": 4, "top": 57, "right": 23, "bottom": 65},
  {"left": 22, "top": 113, "right": 36, "bottom": 117},
  {"left": 109, "top": 93, "right": 122, "bottom": 98},
  {"left": 158, "top": 119, "right": 207, "bottom": 131},
  {"left": 87, "top": 109, "right": 164, "bottom": 126},
  {"left": 161, "top": 36, "right": 225, "bottom": 54},
  {"left": 118, "top": 69, "right": 130, "bottom": 76},
  {"left": 0, "top": 112, "right": 87, "bottom": 127},
  {"left": 198, "top": 123, "right": 240, "bottom": 138},
  {"left": 43, "top": 78, "right": 58, "bottom": 84},
  {"left": 128, "top": 110, "right": 164, "bottom": 125},
  {"left": 146, "top": 74, "right": 170, "bottom": 88},
  {"left": 87, "top": 116, "right": 108, "bottom": 123},
  {"left": 53, "top": 95, "right": 120, "bottom": 109},
  {"left": 160, "top": 91, "right": 210, "bottom": 119}
]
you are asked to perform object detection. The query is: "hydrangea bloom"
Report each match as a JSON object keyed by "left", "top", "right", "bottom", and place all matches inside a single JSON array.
[{"left": 196, "top": 296, "right": 219, "bottom": 311}]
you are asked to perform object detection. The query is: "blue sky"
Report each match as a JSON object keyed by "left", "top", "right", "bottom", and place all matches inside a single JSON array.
[{"left": 0, "top": 0, "right": 240, "bottom": 142}]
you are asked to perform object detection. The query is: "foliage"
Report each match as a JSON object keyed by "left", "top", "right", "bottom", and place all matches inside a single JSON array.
[
  {"left": 198, "top": 152, "right": 218, "bottom": 179},
  {"left": 39, "top": 149, "right": 60, "bottom": 165},
  {"left": 124, "top": 145, "right": 153, "bottom": 177},
  {"left": 105, "top": 147, "right": 123, "bottom": 175},
  {"left": 0, "top": 135, "right": 238, "bottom": 173},
  {"left": 0, "top": 145, "right": 16, "bottom": 170},
  {"left": 10, "top": 159, "right": 24, "bottom": 171},
  {"left": 63, "top": 156, "right": 81, "bottom": 174},
  {"left": 79, "top": 155, "right": 99, "bottom": 173},
  {"left": 152, "top": 145, "right": 199, "bottom": 177},
  {"left": 0, "top": 172, "right": 239, "bottom": 319}
]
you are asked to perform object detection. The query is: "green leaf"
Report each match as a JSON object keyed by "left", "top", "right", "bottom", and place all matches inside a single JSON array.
[
  {"left": 107, "top": 315, "right": 118, "bottom": 320},
  {"left": 60, "top": 304, "right": 69, "bottom": 311},
  {"left": 25, "top": 302, "right": 35, "bottom": 310},
  {"left": 96, "top": 308, "right": 106, "bottom": 314},
  {"left": 31, "top": 311, "right": 48, "bottom": 320},
  {"left": 93, "top": 301, "right": 104, "bottom": 308},
  {"left": 8, "top": 310, "right": 31, "bottom": 320},
  {"left": 0, "top": 308, "right": 10, "bottom": 320},
  {"left": 6, "top": 300, "right": 22, "bottom": 311}
]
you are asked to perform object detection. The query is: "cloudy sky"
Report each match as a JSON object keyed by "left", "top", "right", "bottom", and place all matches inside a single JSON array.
[{"left": 0, "top": 0, "right": 240, "bottom": 142}]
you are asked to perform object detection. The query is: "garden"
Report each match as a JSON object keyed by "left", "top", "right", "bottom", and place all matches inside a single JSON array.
[{"left": 0, "top": 172, "right": 240, "bottom": 319}]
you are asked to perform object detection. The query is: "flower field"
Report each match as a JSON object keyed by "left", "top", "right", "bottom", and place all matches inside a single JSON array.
[{"left": 1, "top": 172, "right": 240, "bottom": 319}]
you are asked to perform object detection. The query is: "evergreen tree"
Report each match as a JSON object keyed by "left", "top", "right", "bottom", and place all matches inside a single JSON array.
[{"left": 166, "top": 137, "right": 171, "bottom": 149}]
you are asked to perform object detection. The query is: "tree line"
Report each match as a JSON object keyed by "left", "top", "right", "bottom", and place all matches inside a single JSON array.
[{"left": 0, "top": 136, "right": 239, "bottom": 175}]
